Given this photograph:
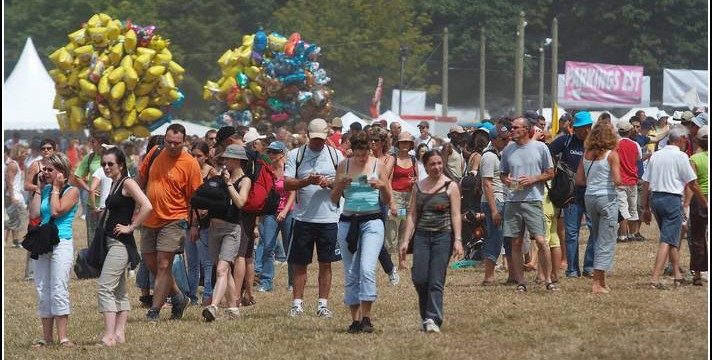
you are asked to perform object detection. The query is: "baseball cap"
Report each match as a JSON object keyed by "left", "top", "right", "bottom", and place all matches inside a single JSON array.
[
  {"left": 476, "top": 122, "right": 495, "bottom": 132},
  {"left": 216, "top": 126, "right": 237, "bottom": 144},
  {"left": 243, "top": 130, "right": 266, "bottom": 144},
  {"left": 266, "top": 141, "right": 288, "bottom": 153},
  {"left": 489, "top": 124, "right": 511, "bottom": 140},
  {"left": 331, "top": 117, "right": 343, "bottom": 128},
  {"left": 573, "top": 111, "right": 593, "bottom": 128},
  {"left": 617, "top": 120, "right": 633, "bottom": 133},
  {"left": 307, "top": 118, "right": 329, "bottom": 139},
  {"left": 449, "top": 125, "right": 465, "bottom": 134},
  {"left": 220, "top": 144, "right": 248, "bottom": 160},
  {"left": 417, "top": 121, "right": 430, "bottom": 128},
  {"left": 696, "top": 125, "right": 708, "bottom": 140},
  {"left": 692, "top": 113, "right": 708, "bottom": 128}
]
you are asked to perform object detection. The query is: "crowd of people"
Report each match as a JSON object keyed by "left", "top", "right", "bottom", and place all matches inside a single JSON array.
[{"left": 3, "top": 106, "right": 708, "bottom": 346}]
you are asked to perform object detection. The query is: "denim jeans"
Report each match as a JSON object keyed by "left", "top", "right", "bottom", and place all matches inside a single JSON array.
[
  {"left": 255, "top": 222, "right": 287, "bottom": 273},
  {"left": 482, "top": 200, "right": 511, "bottom": 262},
  {"left": 196, "top": 228, "right": 213, "bottom": 299},
  {"left": 135, "top": 257, "right": 154, "bottom": 290},
  {"left": 337, "top": 218, "right": 384, "bottom": 305},
  {"left": 411, "top": 231, "right": 452, "bottom": 327},
  {"left": 258, "top": 212, "right": 293, "bottom": 290},
  {"left": 564, "top": 200, "right": 595, "bottom": 276},
  {"left": 184, "top": 230, "right": 200, "bottom": 302}
]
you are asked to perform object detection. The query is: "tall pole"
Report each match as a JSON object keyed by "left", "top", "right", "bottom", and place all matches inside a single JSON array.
[
  {"left": 514, "top": 11, "right": 525, "bottom": 115},
  {"left": 399, "top": 44, "right": 407, "bottom": 116},
  {"left": 538, "top": 46, "right": 544, "bottom": 114},
  {"left": 480, "top": 27, "right": 486, "bottom": 121},
  {"left": 442, "top": 27, "right": 448, "bottom": 117},
  {"left": 551, "top": 18, "right": 558, "bottom": 114}
]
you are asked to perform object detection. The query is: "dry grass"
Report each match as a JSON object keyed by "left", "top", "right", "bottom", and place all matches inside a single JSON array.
[{"left": 2, "top": 216, "right": 708, "bottom": 360}]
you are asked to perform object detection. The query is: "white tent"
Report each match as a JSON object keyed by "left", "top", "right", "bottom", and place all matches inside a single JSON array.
[
  {"left": 150, "top": 119, "right": 215, "bottom": 137},
  {"left": 3, "top": 37, "right": 59, "bottom": 130},
  {"left": 339, "top": 112, "right": 368, "bottom": 129}
]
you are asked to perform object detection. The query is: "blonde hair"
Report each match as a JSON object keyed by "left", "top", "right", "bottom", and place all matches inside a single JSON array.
[
  {"left": 45, "top": 153, "right": 72, "bottom": 182},
  {"left": 10, "top": 143, "right": 28, "bottom": 159}
]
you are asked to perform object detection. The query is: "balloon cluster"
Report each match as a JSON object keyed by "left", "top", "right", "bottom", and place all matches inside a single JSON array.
[
  {"left": 204, "top": 28, "right": 333, "bottom": 127},
  {"left": 48, "top": 13, "right": 185, "bottom": 143}
]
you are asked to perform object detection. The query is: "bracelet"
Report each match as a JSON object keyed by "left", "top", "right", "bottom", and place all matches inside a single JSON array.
[
  {"left": 52, "top": 191, "right": 60, "bottom": 195},
  {"left": 454, "top": 237, "right": 462, "bottom": 241}
]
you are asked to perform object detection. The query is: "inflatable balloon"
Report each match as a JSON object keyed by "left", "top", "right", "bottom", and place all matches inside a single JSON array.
[{"left": 50, "top": 13, "right": 185, "bottom": 140}]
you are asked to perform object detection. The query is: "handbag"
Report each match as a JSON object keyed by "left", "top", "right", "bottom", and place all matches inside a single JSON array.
[
  {"left": 86, "top": 177, "right": 128, "bottom": 270},
  {"left": 22, "top": 185, "right": 69, "bottom": 259},
  {"left": 407, "top": 181, "right": 451, "bottom": 254}
]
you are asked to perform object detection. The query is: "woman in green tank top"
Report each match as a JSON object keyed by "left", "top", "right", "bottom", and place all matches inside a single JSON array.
[{"left": 687, "top": 128, "right": 708, "bottom": 286}]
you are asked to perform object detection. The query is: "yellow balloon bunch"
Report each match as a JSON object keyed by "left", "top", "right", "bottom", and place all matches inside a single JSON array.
[{"left": 49, "top": 13, "right": 185, "bottom": 143}]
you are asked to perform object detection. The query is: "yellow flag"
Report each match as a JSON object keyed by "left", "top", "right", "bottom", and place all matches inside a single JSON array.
[{"left": 551, "top": 102, "right": 559, "bottom": 135}]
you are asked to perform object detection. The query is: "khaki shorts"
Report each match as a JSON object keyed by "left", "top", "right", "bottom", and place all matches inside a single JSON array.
[
  {"left": 140, "top": 220, "right": 186, "bottom": 254},
  {"left": 616, "top": 185, "right": 639, "bottom": 221},
  {"left": 543, "top": 196, "right": 560, "bottom": 248},
  {"left": 208, "top": 219, "right": 241, "bottom": 264},
  {"left": 503, "top": 201, "right": 546, "bottom": 239}
]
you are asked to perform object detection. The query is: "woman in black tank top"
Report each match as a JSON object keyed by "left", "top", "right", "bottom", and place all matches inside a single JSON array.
[{"left": 97, "top": 147, "right": 153, "bottom": 347}]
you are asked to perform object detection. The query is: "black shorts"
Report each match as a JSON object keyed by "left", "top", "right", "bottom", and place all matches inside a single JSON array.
[
  {"left": 238, "top": 214, "right": 257, "bottom": 259},
  {"left": 288, "top": 221, "right": 341, "bottom": 265}
]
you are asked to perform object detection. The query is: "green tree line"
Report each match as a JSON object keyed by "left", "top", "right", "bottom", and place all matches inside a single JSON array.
[{"left": 4, "top": 0, "right": 708, "bottom": 121}]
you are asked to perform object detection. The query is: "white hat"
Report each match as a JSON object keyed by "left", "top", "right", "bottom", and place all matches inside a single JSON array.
[
  {"left": 696, "top": 125, "right": 708, "bottom": 140},
  {"left": 307, "top": 118, "right": 329, "bottom": 139},
  {"left": 656, "top": 110, "right": 670, "bottom": 120},
  {"left": 243, "top": 130, "right": 266, "bottom": 144}
]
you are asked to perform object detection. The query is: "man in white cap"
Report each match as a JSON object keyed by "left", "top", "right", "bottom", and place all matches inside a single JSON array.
[
  {"left": 441, "top": 125, "right": 467, "bottom": 182},
  {"left": 243, "top": 129, "right": 267, "bottom": 154},
  {"left": 416, "top": 121, "right": 434, "bottom": 149},
  {"left": 284, "top": 118, "right": 343, "bottom": 318}
]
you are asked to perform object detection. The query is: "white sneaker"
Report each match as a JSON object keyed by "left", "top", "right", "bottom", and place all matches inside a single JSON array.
[
  {"left": 224, "top": 307, "right": 240, "bottom": 319},
  {"left": 422, "top": 318, "right": 440, "bottom": 333},
  {"left": 289, "top": 304, "right": 304, "bottom": 317},
  {"left": 389, "top": 269, "right": 400, "bottom": 286},
  {"left": 80, "top": 214, "right": 86, "bottom": 220},
  {"left": 315, "top": 306, "right": 333, "bottom": 318}
]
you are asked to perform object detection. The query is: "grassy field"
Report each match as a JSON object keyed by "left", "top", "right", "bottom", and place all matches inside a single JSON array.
[{"left": 2, "top": 216, "right": 708, "bottom": 359}]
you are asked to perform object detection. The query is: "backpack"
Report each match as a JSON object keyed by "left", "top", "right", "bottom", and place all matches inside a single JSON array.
[
  {"left": 190, "top": 175, "right": 234, "bottom": 216},
  {"left": 461, "top": 148, "right": 498, "bottom": 212},
  {"left": 547, "top": 135, "right": 576, "bottom": 208},
  {"left": 241, "top": 151, "right": 280, "bottom": 216},
  {"left": 143, "top": 145, "right": 163, "bottom": 192},
  {"left": 74, "top": 248, "right": 101, "bottom": 279}
]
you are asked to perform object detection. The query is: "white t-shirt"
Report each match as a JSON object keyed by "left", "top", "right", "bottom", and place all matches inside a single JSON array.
[
  {"left": 416, "top": 135, "right": 434, "bottom": 149},
  {"left": 641, "top": 145, "right": 696, "bottom": 195},
  {"left": 92, "top": 167, "right": 113, "bottom": 209},
  {"left": 285, "top": 145, "right": 343, "bottom": 223}
]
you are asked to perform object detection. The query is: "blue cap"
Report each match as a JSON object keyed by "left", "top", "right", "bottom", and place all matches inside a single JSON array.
[
  {"left": 476, "top": 122, "right": 495, "bottom": 132},
  {"left": 573, "top": 111, "right": 593, "bottom": 128},
  {"left": 266, "top": 141, "right": 287, "bottom": 153}
]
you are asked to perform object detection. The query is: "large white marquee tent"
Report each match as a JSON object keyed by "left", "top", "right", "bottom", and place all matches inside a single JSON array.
[{"left": 3, "top": 37, "right": 59, "bottom": 130}]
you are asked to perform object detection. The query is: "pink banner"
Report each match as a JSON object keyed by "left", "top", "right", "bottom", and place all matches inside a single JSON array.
[{"left": 564, "top": 61, "right": 644, "bottom": 105}]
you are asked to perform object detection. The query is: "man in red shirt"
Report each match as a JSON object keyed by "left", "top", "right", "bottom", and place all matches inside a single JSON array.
[
  {"left": 616, "top": 120, "right": 642, "bottom": 242},
  {"left": 327, "top": 117, "right": 343, "bottom": 152}
]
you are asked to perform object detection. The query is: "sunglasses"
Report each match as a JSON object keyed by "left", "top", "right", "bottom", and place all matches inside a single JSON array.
[
  {"left": 41, "top": 146, "right": 54, "bottom": 151},
  {"left": 266, "top": 149, "right": 284, "bottom": 154},
  {"left": 371, "top": 139, "right": 383, "bottom": 143},
  {"left": 101, "top": 161, "right": 116, "bottom": 167}
]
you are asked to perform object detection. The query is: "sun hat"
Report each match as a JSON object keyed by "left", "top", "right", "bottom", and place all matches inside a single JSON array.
[
  {"left": 573, "top": 111, "right": 593, "bottom": 128},
  {"left": 220, "top": 144, "right": 248, "bottom": 160},
  {"left": 396, "top": 131, "right": 415, "bottom": 146}
]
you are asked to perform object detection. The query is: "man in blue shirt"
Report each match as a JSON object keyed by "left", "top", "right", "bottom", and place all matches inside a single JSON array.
[{"left": 548, "top": 111, "right": 595, "bottom": 278}]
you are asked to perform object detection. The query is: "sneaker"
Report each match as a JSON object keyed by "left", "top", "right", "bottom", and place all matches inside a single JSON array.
[
  {"left": 617, "top": 236, "right": 628, "bottom": 243},
  {"left": 146, "top": 308, "right": 160, "bottom": 322},
  {"left": 422, "top": 318, "right": 440, "bottom": 333},
  {"left": 634, "top": 233, "right": 647, "bottom": 241},
  {"left": 224, "top": 307, "right": 240, "bottom": 319},
  {"left": 347, "top": 320, "right": 362, "bottom": 334},
  {"left": 289, "top": 304, "right": 304, "bottom": 317},
  {"left": 170, "top": 293, "right": 190, "bottom": 320},
  {"left": 388, "top": 269, "right": 400, "bottom": 286},
  {"left": 316, "top": 306, "right": 333, "bottom": 318},
  {"left": 361, "top": 317, "right": 374, "bottom": 333},
  {"left": 12, "top": 240, "right": 21, "bottom": 248},
  {"left": 257, "top": 286, "right": 271, "bottom": 293},
  {"left": 582, "top": 271, "right": 594, "bottom": 278},
  {"left": 23, "top": 276, "right": 34, "bottom": 282},
  {"left": 287, "top": 285, "right": 294, "bottom": 292},
  {"left": 80, "top": 214, "right": 86, "bottom": 220},
  {"left": 202, "top": 305, "right": 218, "bottom": 322}
]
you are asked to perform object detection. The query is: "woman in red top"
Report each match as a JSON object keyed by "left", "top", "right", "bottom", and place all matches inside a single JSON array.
[{"left": 387, "top": 132, "right": 419, "bottom": 270}]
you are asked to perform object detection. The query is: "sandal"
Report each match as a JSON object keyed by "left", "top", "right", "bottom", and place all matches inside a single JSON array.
[
  {"left": 650, "top": 282, "right": 668, "bottom": 290},
  {"left": 241, "top": 296, "right": 256, "bottom": 307},
  {"left": 59, "top": 339, "right": 76, "bottom": 348},
  {"left": 515, "top": 284, "right": 527, "bottom": 292},
  {"left": 31, "top": 339, "right": 49, "bottom": 349},
  {"left": 546, "top": 282, "right": 560, "bottom": 291}
]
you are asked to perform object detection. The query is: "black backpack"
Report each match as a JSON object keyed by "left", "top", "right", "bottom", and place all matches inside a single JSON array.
[
  {"left": 190, "top": 175, "right": 234, "bottom": 217},
  {"left": 74, "top": 248, "right": 101, "bottom": 279},
  {"left": 547, "top": 135, "right": 576, "bottom": 208},
  {"left": 460, "top": 148, "right": 498, "bottom": 212}
]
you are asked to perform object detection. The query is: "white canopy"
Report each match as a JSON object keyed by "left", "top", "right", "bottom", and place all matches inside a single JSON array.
[
  {"left": 3, "top": 38, "right": 59, "bottom": 130},
  {"left": 150, "top": 119, "right": 215, "bottom": 137}
]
